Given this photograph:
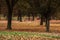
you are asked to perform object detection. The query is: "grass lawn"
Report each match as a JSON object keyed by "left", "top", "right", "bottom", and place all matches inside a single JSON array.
[{"left": 0, "top": 31, "right": 60, "bottom": 39}]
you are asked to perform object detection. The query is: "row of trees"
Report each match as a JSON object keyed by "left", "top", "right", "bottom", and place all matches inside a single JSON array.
[
  {"left": 32, "top": 0, "right": 60, "bottom": 32},
  {"left": 0, "top": 0, "right": 60, "bottom": 32}
]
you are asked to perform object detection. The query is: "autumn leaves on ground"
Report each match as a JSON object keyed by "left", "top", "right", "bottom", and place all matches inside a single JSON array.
[{"left": 0, "top": 20, "right": 60, "bottom": 40}]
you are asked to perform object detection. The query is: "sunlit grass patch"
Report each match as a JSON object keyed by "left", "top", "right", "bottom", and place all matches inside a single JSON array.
[{"left": 0, "top": 31, "right": 60, "bottom": 39}]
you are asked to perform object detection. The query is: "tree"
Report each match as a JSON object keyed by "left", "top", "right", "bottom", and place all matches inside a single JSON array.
[
  {"left": 33, "top": 0, "right": 44, "bottom": 25},
  {"left": 0, "top": 0, "right": 1, "bottom": 13},
  {"left": 41, "top": 0, "right": 60, "bottom": 32},
  {"left": 28, "top": 0, "right": 40, "bottom": 21},
  {"left": 31, "top": 12, "right": 35, "bottom": 21},
  {"left": 32, "top": 0, "right": 60, "bottom": 32},
  {"left": 17, "top": 9, "right": 22, "bottom": 22},
  {"left": 0, "top": 0, "right": 1, "bottom": 20},
  {"left": 40, "top": 15, "right": 44, "bottom": 25},
  {"left": 17, "top": 0, "right": 31, "bottom": 21},
  {"left": 45, "top": 0, "right": 60, "bottom": 32},
  {"left": 5, "top": 0, "right": 18, "bottom": 29}
]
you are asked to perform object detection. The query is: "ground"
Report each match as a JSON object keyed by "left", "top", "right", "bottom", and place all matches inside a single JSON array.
[
  {"left": 0, "top": 20, "right": 60, "bottom": 40},
  {"left": 0, "top": 20, "right": 60, "bottom": 33}
]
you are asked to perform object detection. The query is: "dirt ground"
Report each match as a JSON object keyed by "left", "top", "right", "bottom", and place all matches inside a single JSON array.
[{"left": 0, "top": 20, "right": 60, "bottom": 33}]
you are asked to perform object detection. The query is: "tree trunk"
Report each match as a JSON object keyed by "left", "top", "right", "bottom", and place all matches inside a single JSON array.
[
  {"left": 40, "top": 16, "right": 44, "bottom": 25},
  {"left": 19, "top": 14, "right": 22, "bottom": 22},
  {"left": 5, "top": 0, "right": 19, "bottom": 30},
  {"left": 7, "top": 8, "right": 12, "bottom": 30},
  {"left": 27, "top": 14, "right": 30, "bottom": 21},
  {"left": 17, "top": 13, "right": 22, "bottom": 22},
  {"left": 17, "top": 15, "right": 20, "bottom": 21},
  {"left": 32, "top": 14, "right": 34, "bottom": 21},
  {"left": 0, "top": 4, "right": 1, "bottom": 20},
  {"left": 45, "top": 18, "right": 50, "bottom": 32},
  {"left": 3, "top": 14, "right": 6, "bottom": 17}
]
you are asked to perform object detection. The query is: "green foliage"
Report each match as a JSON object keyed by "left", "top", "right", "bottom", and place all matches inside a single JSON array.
[{"left": 17, "top": 0, "right": 31, "bottom": 12}]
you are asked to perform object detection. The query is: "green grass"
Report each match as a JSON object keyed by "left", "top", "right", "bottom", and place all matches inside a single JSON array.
[{"left": 0, "top": 31, "right": 60, "bottom": 39}]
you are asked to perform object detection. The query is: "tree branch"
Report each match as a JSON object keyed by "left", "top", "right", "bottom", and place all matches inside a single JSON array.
[
  {"left": 12, "top": 0, "right": 19, "bottom": 7},
  {"left": 5, "top": 0, "right": 11, "bottom": 7}
]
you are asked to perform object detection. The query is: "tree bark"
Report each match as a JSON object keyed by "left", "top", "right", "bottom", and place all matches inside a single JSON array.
[
  {"left": 19, "top": 13, "right": 22, "bottom": 22},
  {"left": 40, "top": 16, "right": 44, "bottom": 25},
  {"left": 0, "top": 4, "right": 1, "bottom": 20},
  {"left": 45, "top": 18, "right": 50, "bottom": 32},
  {"left": 5, "top": 0, "right": 19, "bottom": 30},
  {"left": 17, "top": 15, "right": 20, "bottom": 21},
  {"left": 17, "top": 10, "right": 22, "bottom": 22},
  {"left": 7, "top": 7, "right": 12, "bottom": 29},
  {"left": 32, "top": 14, "right": 34, "bottom": 21},
  {"left": 27, "top": 14, "right": 30, "bottom": 21},
  {"left": 3, "top": 14, "right": 6, "bottom": 17}
]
